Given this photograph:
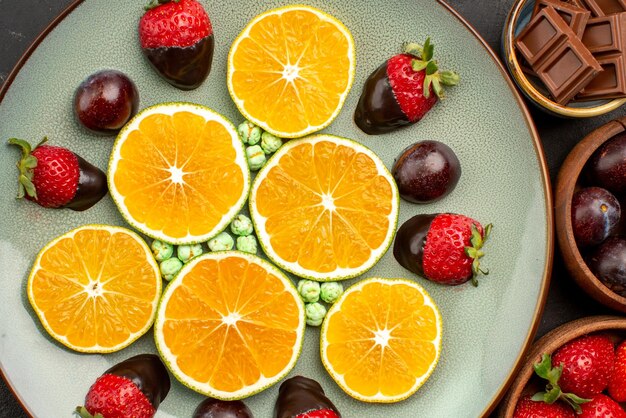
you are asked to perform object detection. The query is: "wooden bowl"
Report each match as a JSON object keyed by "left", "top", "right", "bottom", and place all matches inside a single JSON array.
[
  {"left": 502, "top": 0, "right": 626, "bottom": 118},
  {"left": 555, "top": 117, "right": 626, "bottom": 313},
  {"left": 498, "top": 315, "right": 626, "bottom": 417}
]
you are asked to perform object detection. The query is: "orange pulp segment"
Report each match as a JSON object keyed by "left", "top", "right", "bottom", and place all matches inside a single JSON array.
[
  {"left": 321, "top": 278, "right": 442, "bottom": 402},
  {"left": 154, "top": 252, "right": 305, "bottom": 399},
  {"left": 108, "top": 102, "right": 249, "bottom": 245},
  {"left": 27, "top": 225, "right": 161, "bottom": 353}
]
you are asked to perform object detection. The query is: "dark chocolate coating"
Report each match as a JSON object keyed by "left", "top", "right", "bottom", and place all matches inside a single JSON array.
[
  {"left": 392, "top": 141, "right": 462, "bottom": 203},
  {"left": 104, "top": 354, "right": 170, "bottom": 410},
  {"left": 193, "top": 398, "right": 253, "bottom": 418},
  {"left": 143, "top": 34, "right": 214, "bottom": 90},
  {"left": 274, "top": 376, "right": 340, "bottom": 418},
  {"left": 63, "top": 155, "right": 107, "bottom": 211},
  {"left": 393, "top": 214, "right": 438, "bottom": 277},
  {"left": 354, "top": 61, "right": 409, "bottom": 135}
]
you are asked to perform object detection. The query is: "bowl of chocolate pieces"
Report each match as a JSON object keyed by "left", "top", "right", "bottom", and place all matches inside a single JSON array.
[{"left": 503, "top": 0, "right": 626, "bottom": 117}]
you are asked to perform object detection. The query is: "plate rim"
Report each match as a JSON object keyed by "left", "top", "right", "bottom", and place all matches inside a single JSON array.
[{"left": 0, "top": 0, "right": 554, "bottom": 416}]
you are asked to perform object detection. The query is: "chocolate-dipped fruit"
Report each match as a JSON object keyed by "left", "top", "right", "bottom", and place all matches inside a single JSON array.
[
  {"left": 193, "top": 398, "right": 253, "bottom": 418},
  {"left": 139, "top": 0, "right": 214, "bottom": 90},
  {"left": 394, "top": 213, "right": 492, "bottom": 286},
  {"left": 392, "top": 140, "right": 461, "bottom": 203},
  {"left": 74, "top": 70, "right": 139, "bottom": 135},
  {"left": 275, "top": 376, "right": 340, "bottom": 418},
  {"left": 8, "top": 137, "right": 107, "bottom": 211},
  {"left": 76, "top": 354, "right": 170, "bottom": 418},
  {"left": 354, "top": 38, "right": 459, "bottom": 135}
]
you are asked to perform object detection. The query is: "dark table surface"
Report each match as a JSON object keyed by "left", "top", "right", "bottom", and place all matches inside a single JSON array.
[{"left": 1, "top": 0, "right": 624, "bottom": 416}]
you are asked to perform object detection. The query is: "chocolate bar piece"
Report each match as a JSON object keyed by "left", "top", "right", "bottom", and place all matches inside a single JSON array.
[
  {"left": 582, "top": 14, "right": 626, "bottom": 54},
  {"left": 577, "top": 53, "right": 626, "bottom": 99},
  {"left": 533, "top": 0, "right": 591, "bottom": 37},
  {"left": 580, "top": 0, "right": 626, "bottom": 16},
  {"left": 516, "top": 7, "right": 603, "bottom": 104}
]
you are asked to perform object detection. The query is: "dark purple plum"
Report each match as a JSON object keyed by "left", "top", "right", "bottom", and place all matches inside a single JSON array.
[
  {"left": 74, "top": 70, "right": 139, "bottom": 135},
  {"left": 587, "top": 132, "right": 626, "bottom": 196},
  {"left": 193, "top": 398, "right": 253, "bottom": 418},
  {"left": 572, "top": 187, "right": 621, "bottom": 248},
  {"left": 587, "top": 237, "right": 626, "bottom": 297},
  {"left": 392, "top": 141, "right": 461, "bottom": 203}
]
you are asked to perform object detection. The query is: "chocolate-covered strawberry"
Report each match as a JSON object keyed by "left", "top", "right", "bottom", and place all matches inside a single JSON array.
[
  {"left": 354, "top": 38, "right": 459, "bottom": 135},
  {"left": 275, "top": 376, "right": 340, "bottom": 418},
  {"left": 193, "top": 398, "right": 253, "bottom": 418},
  {"left": 76, "top": 354, "right": 170, "bottom": 418},
  {"left": 139, "top": 0, "right": 214, "bottom": 90},
  {"left": 394, "top": 213, "right": 492, "bottom": 286},
  {"left": 8, "top": 137, "right": 107, "bottom": 211}
]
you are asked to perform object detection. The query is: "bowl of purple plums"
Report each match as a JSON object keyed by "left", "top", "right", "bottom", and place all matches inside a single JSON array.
[{"left": 556, "top": 116, "right": 626, "bottom": 312}]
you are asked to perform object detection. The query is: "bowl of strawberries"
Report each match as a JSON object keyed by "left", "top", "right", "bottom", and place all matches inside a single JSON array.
[{"left": 499, "top": 315, "right": 626, "bottom": 417}]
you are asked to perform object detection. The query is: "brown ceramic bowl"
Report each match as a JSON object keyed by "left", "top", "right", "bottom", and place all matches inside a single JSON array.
[
  {"left": 555, "top": 117, "right": 626, "bottom": 313},
  {"left": 498, "top": 315, "right": 626, "bottom": 416}
]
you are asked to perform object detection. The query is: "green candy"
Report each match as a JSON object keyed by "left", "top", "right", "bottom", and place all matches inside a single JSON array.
[
  {"left": 305, "top": 302, "right": 327, "bottom": 326},
  {"left": 236, "top": 235, "right": 258, "bottom": 254},
  {"left": 320, "top": 282, "right": 344, "bottom": 304},
  {"left": 246, "top": 145, "right": 267, "bottom": 171},
  {"left": 151, "top": 240, "right": 174, "bottom": 262},
  {"left": 177, "top": 244, "right": 203, "bottom": 263},
  {"left": 297, "top": 279, "right": 320, "bottom": 303},
  {"left": 230, "top": 214, "right": 254, "bottom": 236},
  {"left": 208, "top": 232, "right": 235, "bottom": 252},
  {"left": 237, "top": 121, "right": 262, "bottom": 145},
  {"left": 160, "top": 257, "right": 183, "bottom": 281},
  {"left": 261, "top": 132, "right": 282, "bottom": 154}
]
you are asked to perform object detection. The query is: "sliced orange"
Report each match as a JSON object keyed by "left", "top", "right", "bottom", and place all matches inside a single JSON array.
[
  {"left": 249, "top": 134, "right": 399, "bottom": 281},
  {"left": 154, "top": 252, "right": 305, "bottom": 399},
  {"left": 27, "top": 225, "right": 161, "bottom": 353},
  {"left": 321, "top": 278, "right": 442, "bottom": 402},
  {"left": 108, "top": 102, "right": 250, "bottom": 245},
  {"left": 227, "top": 5, "right": 356, "bottom": 138}
]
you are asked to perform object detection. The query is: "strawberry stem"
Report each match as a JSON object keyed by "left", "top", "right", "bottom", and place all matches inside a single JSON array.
[
  {"left": 464, "top": 223, "right": 492, "bottom": 286},
  {"left": 403, "top": 38, "right": 460, "bottom": 99},
  {"left": 144, "top": 0, "right": 180, "bottom": 11},
  {"left": 7, "top": 137, "right": 43, "bottom": 200},
  {"left": 531, "top": 354, "right": 590, "bottom": 413},
  {"left": 74, "top": 406, "right": 104, "bottom": 418}
]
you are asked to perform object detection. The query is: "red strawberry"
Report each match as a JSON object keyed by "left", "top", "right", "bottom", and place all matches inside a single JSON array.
[
  {"left": 393, "top": 213, "right": 492, "bottom": 286},
  {"left": 610, "top": 341, "right": 626, "bottom": 402},
  {"left": 297, "top": 410, "right": 339, "bottom": 418},
  {"left": 553, "top": 334, "right": 615, "bottom": 399},
  {"left": 513, "top": 395, "right": 575, "bottom": 418},
  {"left": 579, "top": 394, "right": 626, "bottom": 418},
  {"left": 139, "top": 0, "right": 214, "bottom": 90},
  {"left": 76, "top": 354, "right": 170, "bottom": 418},
  {"left": 355, "top": 38, "right": 459, "bottom": 135},
  {"left": 8, "top": 137, "right": 107, "bottom": 211}
]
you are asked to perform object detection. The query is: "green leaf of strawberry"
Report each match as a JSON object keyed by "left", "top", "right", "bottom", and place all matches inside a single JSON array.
[
  {"left": 74, "top": 406, "right": 104, "bottom": 418},
  {"left": 531, "top": 353, "right": 591, "bottom": 413}
]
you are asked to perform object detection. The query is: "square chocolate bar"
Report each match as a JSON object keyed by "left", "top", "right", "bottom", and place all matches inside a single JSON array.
[
  {"left": 580, "top": 0, "right": 626, "bottom": 16},
  {"left": 533, "top": 0, "right": 591, "bottom": 37},
  {"left": 577, "top": 53, "right": 626, "bottom": 99},
  {"left": 582, "top": 13, "right": 626, "bottom": 54},
  {"left": 516, "top": 7, "right": 571, "bottom": 66}
]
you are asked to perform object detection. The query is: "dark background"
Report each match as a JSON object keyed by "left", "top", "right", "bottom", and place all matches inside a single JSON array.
[{"left": 0, "top": 0, "right": 624, "bottom": 416}]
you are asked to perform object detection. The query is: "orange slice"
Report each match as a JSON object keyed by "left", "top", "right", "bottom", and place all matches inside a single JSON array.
[
  {"left": 108, "top": 102, "right": 250, "bottom": 245},
  {"left": 227, "top": 5, "right": 356, "bottom": 138},
  {"left": 27, "top": 225, "right": 161, "bottom": 353},
  {"left": 249, "top": 134, "right": 399, "bottom": 281},
  {"left": 321, "top": 278, "right": 442, "bottom": 402},
  {"left": 154, "top": 252, "right": 305, "bottom": 399}
]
